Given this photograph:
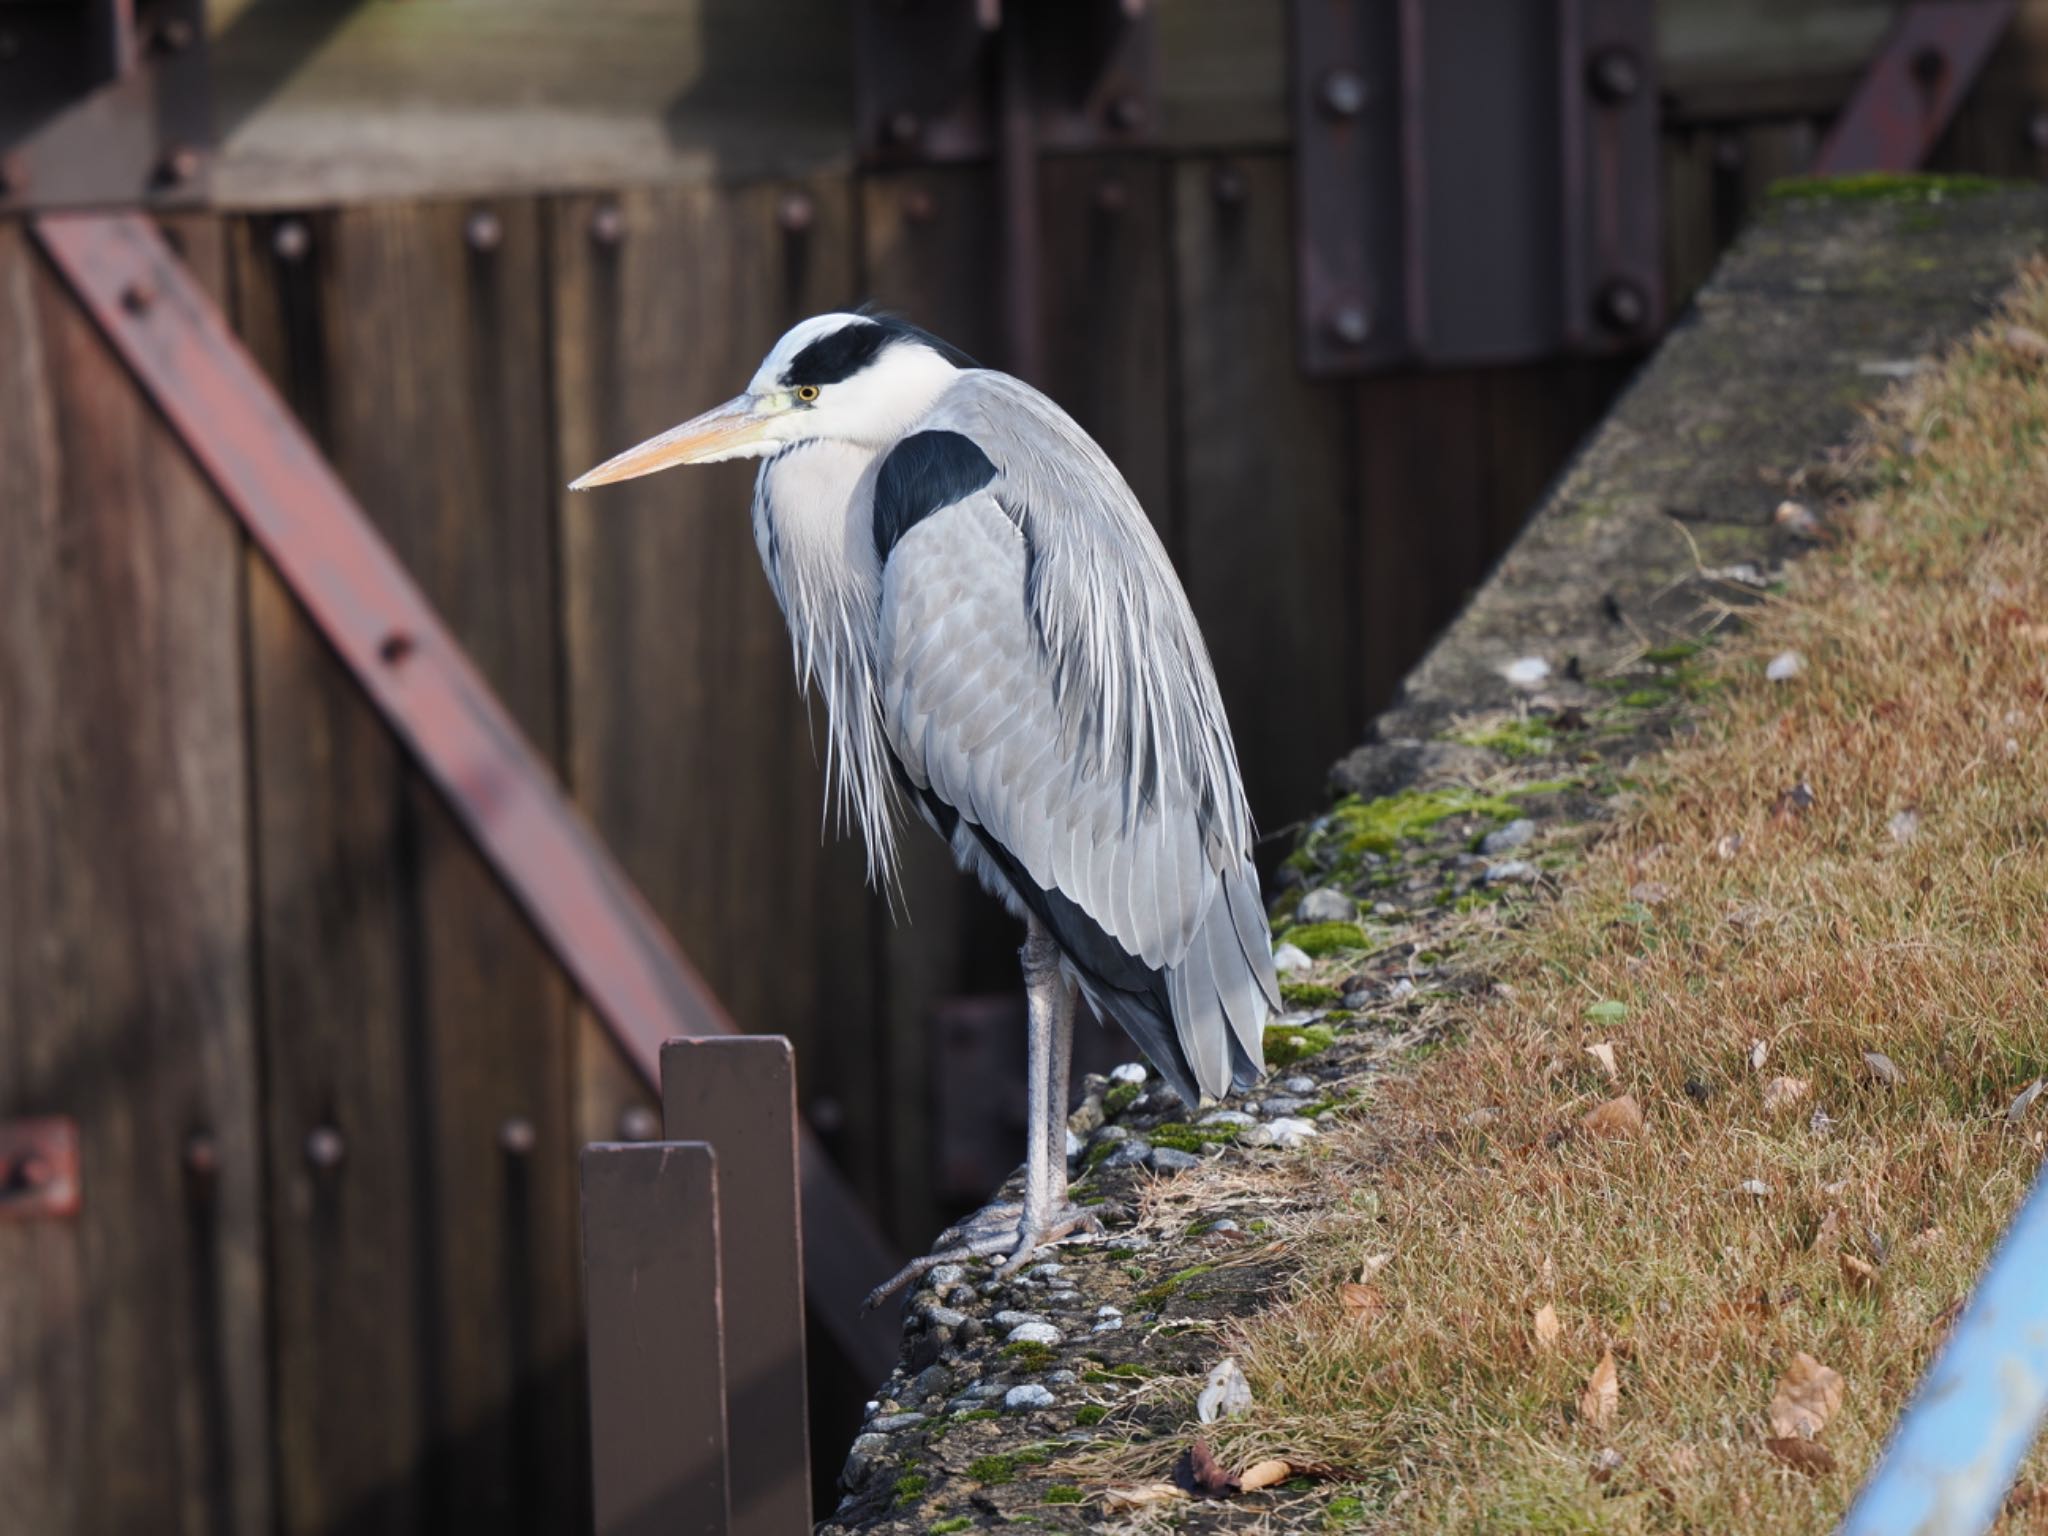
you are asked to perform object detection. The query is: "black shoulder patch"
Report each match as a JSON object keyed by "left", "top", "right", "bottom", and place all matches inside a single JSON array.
[{"left": 873, "top": 430, "right": 997, "bottom": 561}]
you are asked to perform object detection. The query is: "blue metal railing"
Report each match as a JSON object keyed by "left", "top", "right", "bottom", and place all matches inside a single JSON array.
[{"left": 1839, "top": 1154, "right": 2048, "bottom": 1534}]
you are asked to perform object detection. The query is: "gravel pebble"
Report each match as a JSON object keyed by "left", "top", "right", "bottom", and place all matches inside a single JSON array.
[
  {"left": 869, "top": 1412, "right": 926, "bottom": 1432},
  {"left": 927, "top": 1264, "right": 966, "bottom": 1289},
  {"left": 993, "top": 1310, "right": 1047, "bottom": 1328},
  {"left": 1271, "top": 942, "right": 1314, "bottom": 974},
  {"left": 1005, "top": 1384, "right": 1056, "bottom": 1411},
  {"left": 922, "top": 1305, "right": 967, "bottom": 1328},
  {"left": 1245, "top": 1116, "right": 1320, "bottom": 1150},
  {"left": 1097, "top": 1138, "right": 1152, "bottom": 1170},
  {"left": 1092, "top": 1314, "right": 1124, "bottom": 1332},
  {"left": 1006, "top": 1322, "right": 1063, "bottom": 1346},
  {"left": 1295, "top": 886, "right": 1356, "bottom": 923},
  {"left": 1281, "top": 1075, "right": 1318, "bottom": 1094},
  {"left": 1198, "top": 1109, "right": 1256, "bottom": 1129},
  {"left": 1148, "top": 1147, "right": 1202, "bottom": 1172},
  {"left": 1065, "top": 1129, "right": 1083, "bottom": 1161},
  {"left": 1097, "top": 1303, "right": 1123, "bottom": 1317},
  {"left": 1481, "top": 817, "right": 1537, "bottom": 855},
  {"left": 1109, "top": 1062, "right": 1148, "bottom": 1085},
  {"left": 1045, "top": 1369, "right": 1079, "bottom": 1385},
  {"left": 1484, "top": 859, "right": 1539, "bottom": 884},
  {"left": 1260, "top": 1095, "right": 1311, "bottom": 1115}
]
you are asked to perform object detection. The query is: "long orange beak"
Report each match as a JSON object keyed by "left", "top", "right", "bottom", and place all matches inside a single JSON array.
[{"left": 569, "top": 394, "right": 773, "bottom": 489}]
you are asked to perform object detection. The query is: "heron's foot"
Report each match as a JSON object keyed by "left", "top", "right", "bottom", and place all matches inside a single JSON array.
[
  {"left": 991, "top": 1202, "right": 1100, "bottom": 1278},
  {"left": 862, "top": 1200, "right": 1099, "bottom": 1310}
]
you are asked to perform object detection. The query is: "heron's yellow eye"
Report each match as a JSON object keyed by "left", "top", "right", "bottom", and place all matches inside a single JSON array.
[{"left": 796, "top": 385, "right": 820, "bottom": 403}]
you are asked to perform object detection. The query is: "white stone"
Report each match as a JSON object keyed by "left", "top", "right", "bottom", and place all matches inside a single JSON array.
[
  {"left": 1004, "top": 1384, "right": 1056, "bottom": 1411},
  {"left": 1295, "top": 887, "right": 1355, "bottom": 924},
  {"left": 1271, "top": 942, "right": 1314, "bottom": 974},
  {"left": 1484, "top": 859, "right": 1539, "bottom": 884},
  {"left": 1006, "top": 1322, "right": 1063, "bottom": 1347},
  {"left": 1245, "top": 1117, "right": 1319, "bottom": 1150},
  {"left": 1503, "top": 656, "right": 1551, "bottom": 687},
  {"left": 1109, "top": 1062, "right": 1148, "bottom": 1085},
  {"left": 1766, "top": 649, "right": 1804, "bottom": 682},
  {"left": 1198, "top": 1109, "right": 1255, "bottom": 1129},
  {"left": 1481, "top": 818, "right": 1536, "bottom": 856},
  {"left": 993, "top": 1310, "right": 1047, "bottom": 1328}
]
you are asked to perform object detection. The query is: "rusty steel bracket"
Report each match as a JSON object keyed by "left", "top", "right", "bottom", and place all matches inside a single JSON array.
[
  {"left": 1292, "top": 0, "right": 1661, "bottom": 375},
  {"left": 30, "top": 211, "right": 900, "bottom": 1380},
  {"left": 1811, "top": 0, "right": 2015, "bottom": 177},
  {"left": 0, "top": 0, "right": 210, "bottom": 212},
  {"left": 0, "top": 1117, "right": 81, "bottom": 1222},
  {"left": 852, "top": 0, "right": 1155, "bottom": 164}
]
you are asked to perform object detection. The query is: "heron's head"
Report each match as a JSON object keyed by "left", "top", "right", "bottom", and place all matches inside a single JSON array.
[{"left": 569, "top": 312, "right": 973, "bottom": 489}]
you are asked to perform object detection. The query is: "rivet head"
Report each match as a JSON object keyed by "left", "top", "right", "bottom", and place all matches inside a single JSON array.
[
  {"left": 378, "top": 631, "right": 414, "bottom": 667},
  {"left": 1093, "top": 177, "right": 1130, "bottom": 214},
  {"left": 1327, "top": 302, "right": 1372, "bottom": 347},
  {"left": 184, "top": 1133, "right": 220, "bottom": 1180},
  {"left": 499, "top": 1117, "right": 537, "bottom": 1157},
  {"left": 120, "top": 282, "right": 155, "bottom": 316},
  {"left": 1597, "top": 277, "right": 1649, "bottom": 333},
  {"left": 1588, "top": 47, "right": 1641, "bottom": 105},
  {"left": 272, "top": 220, "right": 311, "bottom": 262},
  {"left": 617, "top": 1105, "right": 660, "bottom": 1143},
  {"left": 589, "top": 202, "right": 625, "bottom": 247},
  {"left": 776, "top": 190, "right": 815, "bottom": 234},
  {"left": 465, "top": 209, "right": 502, "bottom": 254},
  {"left": 155, "top": 16, "right": 195, "bottom": 54},
  {"left": 1210, "top": 164, "right": 1247, "bottom": 206},
  {"left": 1320, "top": 68, "right": 1370, "bottom": 118},
  {"left": 304, "top": 1126, "right": 346, "bottom": 1172}
]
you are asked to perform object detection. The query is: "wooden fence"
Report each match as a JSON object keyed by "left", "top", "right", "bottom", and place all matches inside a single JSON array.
[{"left": 7, "top": 1, "right": 2048, "bottom": 1529}]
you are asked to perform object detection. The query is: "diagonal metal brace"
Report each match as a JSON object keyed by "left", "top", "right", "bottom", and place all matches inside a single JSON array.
[{"left": 30, "top": 211, "right": 900, "bottom": 1379}]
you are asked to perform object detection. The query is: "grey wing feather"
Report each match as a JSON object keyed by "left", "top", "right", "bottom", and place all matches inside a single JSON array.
[{"left": 874, "top": 375, "right": 1275, "bottom": 1098}]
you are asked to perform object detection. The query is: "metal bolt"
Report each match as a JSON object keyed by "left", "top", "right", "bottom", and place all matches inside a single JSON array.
[
  {"left": 589, "top": 202, "right": 625, "bottom": 247},
  {"left": 1596, "top": 277, "right": 1649, "bottom": 334},
  {"left": 1210, "top": 163, "right": 1247, "bottom": 206},
  {"left": 465, "top": 209, "right": 502, "bottom": 254},
  {"left": 304, "top": 1125, "right": 346, "bottom": 1172},
  {"left": 902, "top": 186, "right": 935, "bottom": 224},
  {"left": 776, "top": 190, "right": 815, "bottom": 235},
  {"left": 158, "top": 143, "right": 202, "bottom": 187},
  {"left": 184, "top": 1132, "right": 220, "bottom": 1180},
  {"left": 1911, "top": 44, "right": 1948, "bottom": 93},
  {"left": 155, "top": 16, "right": 195, "bottom": 54},
  {"left": 885, "top": 109, "right": 922, "bottom": 146},
  {"left": 1588, "top": 47, "right": 1641, "bottom": 105},
  {"left": 378, "top": 631, "right": 414, "bottom": 667},
  {"left": 272, "top": 219, "right": 311, "bottom": 262},
  {"left": 1320, "top": 68, "right": 1370, "bottom": 118},
  {"left": 617, "top": 1105, "right": 660, "bottom": 1142},
  {"left": 499, "top": 1117, "right": 537, "bottom": 1157},
  {"left": 1327, "top": 302, "right": 1372, "bottom": 347},
  {"left": 1108, "top": 94, "right": 1147, "bottom": 133},
  {"left": 1094, "top": 177, "right": 1130, "bottom": 214},
  {"left": 120, "top": 282, "right": 155, "bottom": 316}
]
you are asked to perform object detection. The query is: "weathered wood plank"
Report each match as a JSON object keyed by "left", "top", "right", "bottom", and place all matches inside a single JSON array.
[
  {"left": 0, "top": 218, "right": 270, "bottom": 1535},
  {"left": 230, "top": 201, "right": 581, "bottom": 1535},
  {"left": 548, "top": 181, "right": 885, "bottom": 1211},
  {"left": 1172, "top": 154, "right": 1359, "bottom": 836},
  {"left": 208, "top": 0, "right": 855, "bottom": 207}
]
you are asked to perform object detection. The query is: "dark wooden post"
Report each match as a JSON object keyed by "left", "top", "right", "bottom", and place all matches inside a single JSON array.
[
  {"left": 662, "top": 1037, "right": 812, "bottom": 1536},
  {"left": 580, "top": 1142, "right": 732, "bottom": 1536}
]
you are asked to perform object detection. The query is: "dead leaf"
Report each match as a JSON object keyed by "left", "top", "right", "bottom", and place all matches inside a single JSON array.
[
  {"left": 1340, "top": 1283, "right": 1385, "bottom": 1324},
  {"left": 1196, "top": 1357, "right": 1252, "bottom": 1424},
  {"left": 1583, "top": 1095, "right": 1645, "bottom": 1140},
  {"left": 2009, "top": 1078, "right": 2044, "bottom": 1123},
  {"left": 1840, "top": 1253, "right": 1879, "bottom": 1295},
  {"left": 1766, "top": 1437, "right": 1837, "bottom": 1476},
  {"left": 1586, "top": 1041, "right": 1619, "bottom": 1080},
  {"left": 1238, "top": 1458, "right": 1292, "bottom": 1492},
  {"left": 1769, "top": 1353, "right": 1845, "bottom": 1440},
  {"left": 1580, "top": 1350, "right": 1620, "bottom": 1428},
  {"left": 1763, "top": 1076, "right": 1810, "bottom": 1113},
  {"left": 1534, "top": 1302, "right": 1561, "bottom": 1351},
  {"left": 1178, "top": 1438, "right": 1238, "bottom": 1498},
  {"left": 1863, "top": 1051, "right": 1906, "bottom": 1087},
  {"left": 1589, "top": 1447, "right": 1625, "bottom": 1484},
  {"left": 1358, "top": 1252, "right": 1392, "bottom": 1281},
  {"left": 1748, "top": 1038, "right": 1769, "bottom": 1072},
  {"left": 1715, "top": 832, "right": 1745, "bottom": 861},
  {"left": 1105, "top": 1482, "right": 1187, "bottom": 1511},
  {"left": 1739, "top": 1178, "right": 1775, "bottom": 1199}
]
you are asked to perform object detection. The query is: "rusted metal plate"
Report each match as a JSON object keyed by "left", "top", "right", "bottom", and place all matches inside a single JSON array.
[
  {"left": 0, "top": 1118, "right": 80, "bottom": 1222},
  {"left": 30, "top": 210, "right": 901, "bottom": 1382},
  {"left": 1811, "top": 1, "right": 2015, "bottom": 177},
  {"left": 1291, "top": 0, "right": 1661, "bottom": 374},
  {"left": 581, "top": 1142, "right": 731, "bottom": 1536},
  {"left": 853, "top": 0, "right": 1156, "bottom": 164},
  {"left": 0, "top": 0, "right": 210, "bottom": 211},
  {"left": 662, "top": 1039, "right": 809, "bottom": 1536}
]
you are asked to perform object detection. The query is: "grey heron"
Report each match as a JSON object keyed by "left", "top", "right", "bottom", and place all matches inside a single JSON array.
[{"left": 572, "top": 313, "right": 1279, "bottom": 1298}]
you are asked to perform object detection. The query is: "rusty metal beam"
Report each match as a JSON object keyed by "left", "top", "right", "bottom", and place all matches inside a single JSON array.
[
  {"left": 1811, "top": 0, "right": 2015, "bottom": 177},
  {"left": 30, "top": 210, "right": 900, "bottom": 1380}
]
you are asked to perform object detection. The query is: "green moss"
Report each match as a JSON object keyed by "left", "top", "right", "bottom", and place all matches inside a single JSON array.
[
  {"left": 1280, "top": 980, "right": 1341, "bottom": 1008},
  {"left": 1081, "top": 1362, "right": 1149, "bottom": 1383},
  {"left": 1323, "top": 1008, "right": 1356, "bottom": 1023},
  {"left": 930, "top": 1520, "right": 972, "bottom": 1534},
  {"left": 1325, "top": 1493, "right": 1371, "bottom": 1529},
  {"left": 1146, "top": 1120, "right": 1242, "bottom": 1153},
  {"left": 1618, "top": 687, "right": 1672, "bottom": 708},
  {"left": 1004, "top": 1341, "right": 1054, "bottom": 1367},
  {"left": 1457, "top": 716, "right": 1555, "bottom": 759},
  {"left": 1074, "top": 1404, "right": 1107, "bottom": 1425},
  {"left": 1135, "top": 1262, "right": 1219, "bottom": 1308},
  {"left": 1264, "top": 1022, "right": 1339, "bottom": 1069},
  {"left": 1103, "top": 1246, "right": 1136, "bottom": 1260},
  {"left": 954, "top": 1407, "right": 998, "bottom": 1424},
  {"left": 1081, "top": 1137, "right": 1120, "bottom": 1173},
  {"left": 894, "top": 1472, "right": 929, "bottom": 1507},
  {"left": 1101, "top": 1081, "right": 1141, "bottom": 1117},
  {"left": 1277, "top": 920, "right": 1370, "bottom": 956},
  {"left": 1643, "top": 638, "right": 1703, "bottom": 665},
  {"left": 1044, "top": 1486, "right": 1085, "bottom": 1504},
  {"left": 967, "top": 1444, "right": 1052, "bottom": 1485},
  {"left": 1768, "top": 171, "right": 2007, "bottom": 204},
  {"left": 1329, "top": 788, "right": 1520, "bottom": 856}
]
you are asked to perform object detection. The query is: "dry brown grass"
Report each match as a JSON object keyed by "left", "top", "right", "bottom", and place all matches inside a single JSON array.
[{"left": 1163, "top": 273, "right": 2048, "bottom": 1530}]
